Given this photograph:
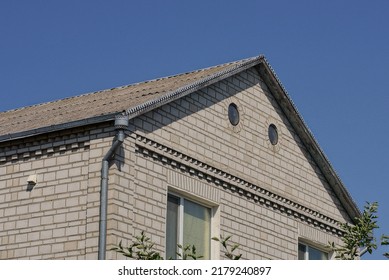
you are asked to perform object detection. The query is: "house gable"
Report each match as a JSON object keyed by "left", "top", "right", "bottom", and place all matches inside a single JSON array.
[
  {"left": 0, "top": 55, "right": 360, "bottom": 259},
  {"left": 120, "top": 59, "right": 359, "bottom": 221},
  {"left": 128, "top": 57, "right": 359, "bottom": 225},
  {"left": 129, "top": 65, "right": 354, "bottom": 222}
]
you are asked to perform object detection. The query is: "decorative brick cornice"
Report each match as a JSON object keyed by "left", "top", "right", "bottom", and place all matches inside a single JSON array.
[
  {"left": 134, "top": 135, "right": 345, "bottom": 237},
  {"left": 0, "top": 134, "right": 90, "bottom": 163}
]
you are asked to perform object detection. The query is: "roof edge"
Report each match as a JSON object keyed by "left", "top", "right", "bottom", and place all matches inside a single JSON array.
[
  {"left": 256, "top": 57, "right": 361, "bottom": 221},
  {"left": 125, "top": 56, "right": 263, "bottom": 119},
  {"left": 0, "top": 113, "right": 117, "bottom": 143}
]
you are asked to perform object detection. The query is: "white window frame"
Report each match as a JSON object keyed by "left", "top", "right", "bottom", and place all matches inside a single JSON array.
[
  {"left": 298, "top": 242, "right": 329, "bottom": 260},
  {"left": 172, "top": 193, "right": 185, "bottom": 248},
  {"left": 166, "top": 191, "right": 218, "bottom": 260}
]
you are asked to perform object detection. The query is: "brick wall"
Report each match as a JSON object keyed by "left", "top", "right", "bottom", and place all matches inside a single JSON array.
[{"left": 0, "top": 125, "right": 116, "bottom": 259}]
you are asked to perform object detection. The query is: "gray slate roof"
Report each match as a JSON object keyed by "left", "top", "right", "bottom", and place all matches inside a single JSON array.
[{"left": 0, "top": 55, "right": 360, "bottom": 221}]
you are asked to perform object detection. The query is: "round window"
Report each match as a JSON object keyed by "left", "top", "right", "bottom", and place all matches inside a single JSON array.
[
  {"left": 268, "top": 124, "right": 278, "bottom": 145},
  {"left": 228, "top": 103, "right": 239, "bottom": 126}
]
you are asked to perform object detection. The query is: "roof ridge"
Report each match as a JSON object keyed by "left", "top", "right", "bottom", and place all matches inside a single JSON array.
[{"left": 125, "top": 56, "right": 262, "bottom": 117}]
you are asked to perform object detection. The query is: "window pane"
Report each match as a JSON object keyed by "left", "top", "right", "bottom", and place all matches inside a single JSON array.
[
  {"left": 268, "top": 124, "right": 278, "bottom": 145},
  {"left": 298, "top": 243, "right": 307, "bottom": 260},
  {"left": 228, "top": 103, "right": 240, "bottom": 126},
  {"left": 183, "top": 199, "right": 211, "bottom": 259},
  {"left": 166, "top": 195, "right": 179, "bottom": 259},
  {"left": 308, "top": 246, "right": 328, "bottom": 260}
]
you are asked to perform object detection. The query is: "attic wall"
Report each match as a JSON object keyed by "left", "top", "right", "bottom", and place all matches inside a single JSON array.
[{"left": 122, "top": 67, "right": 349, "bottom": 259}]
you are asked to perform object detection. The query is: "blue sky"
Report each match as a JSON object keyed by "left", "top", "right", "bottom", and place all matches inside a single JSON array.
[{"left": 1, "top": 0, "right": 388, "bottom": 259}]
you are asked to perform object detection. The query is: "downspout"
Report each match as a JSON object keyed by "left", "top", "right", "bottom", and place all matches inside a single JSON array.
[{"left": 98, "top": 114, "right": 129, "bottom": 260}]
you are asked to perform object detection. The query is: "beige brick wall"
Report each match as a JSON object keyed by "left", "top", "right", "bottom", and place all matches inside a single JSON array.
[{"left": 0, "top": 126, "right": 117, "bottom": 259}]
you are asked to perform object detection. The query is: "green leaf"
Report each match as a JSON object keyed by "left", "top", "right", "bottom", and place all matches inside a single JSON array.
[{"left": 231, "top": 244, "right": 239, "bottom": 252}]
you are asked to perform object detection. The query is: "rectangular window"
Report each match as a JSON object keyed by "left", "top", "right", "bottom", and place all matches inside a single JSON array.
[
  {"left": 166, "top": 193, "right": 211, "bottom": 259},
  {"left": 298, "top": 242, "right": 328, "bottom": 260}
]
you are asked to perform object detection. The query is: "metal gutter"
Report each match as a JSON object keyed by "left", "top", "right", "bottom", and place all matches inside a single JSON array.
[
  {"left": 0, "top": 113, "right": 118, "bottom": 143},
  {"left": 98, "top": 114, "right": 129, "bottom": 260}
]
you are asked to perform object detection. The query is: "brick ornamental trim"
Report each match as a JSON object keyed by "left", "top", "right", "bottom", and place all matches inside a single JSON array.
[
  {"left": 0, "top": 135, "right": 90, "bottom": 163},
  {"left": 135, "top": 134, "right": 344, "bottom": 237}
]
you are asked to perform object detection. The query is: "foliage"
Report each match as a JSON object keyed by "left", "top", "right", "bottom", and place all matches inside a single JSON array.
[
  {"left": 328, "top": 202, "right": 388, "bottom": 259},
  {"left": 112, "top": 231, "right": 244, "bottom": 260},
  {"left": 212, "top": 235, "right": 242, "bottom": 260},
  {"left": 111, "top": 231, "right": 163, "bottom": 260},
  {"left": 111, "top": 231, "right": 203, "bottom": 260},
  {"left": 381, "top": 235, "right": 389, "bottom": 259},
  {"left": 176, "top": 244, "right": 203, "bottom": 260}
]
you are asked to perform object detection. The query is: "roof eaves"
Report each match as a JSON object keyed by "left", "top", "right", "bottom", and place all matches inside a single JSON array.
[
  {"left": 256, "top": 57, "right": 361, "bottom": 221},
  {"left": 125, "top": 56, "right": 263, "bottom": 119},
  {"left": 0, "top": 113, "right": 117, "bottom": 143}
]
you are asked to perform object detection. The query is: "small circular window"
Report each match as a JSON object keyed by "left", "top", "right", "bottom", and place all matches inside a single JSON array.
[
  {"left": 268, "top": 124, "right": 278, "bottom": 145},
  {"left": 228, "top": 103, "right": 239, "bottom": 126}
]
